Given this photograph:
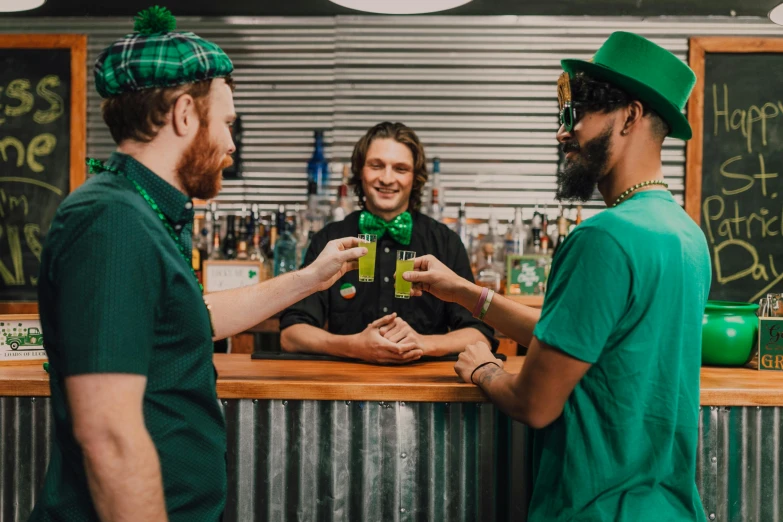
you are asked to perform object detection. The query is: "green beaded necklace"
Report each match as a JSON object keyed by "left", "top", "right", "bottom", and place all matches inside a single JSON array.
[
  {"left": 86, "top": 158, "right": 204, "bottom": 293},
  {"left": 612, "top": 179, "right": 668, "bottom": 207}
]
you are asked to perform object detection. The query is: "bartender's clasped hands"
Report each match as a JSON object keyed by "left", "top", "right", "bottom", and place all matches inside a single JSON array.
[{"left": 354, "top": 313, "right": 423, "bottom": 364}]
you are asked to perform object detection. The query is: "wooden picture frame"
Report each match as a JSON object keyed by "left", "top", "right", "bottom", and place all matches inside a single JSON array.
[
  {"left": 0, "top": 34, "right": 87, "bottom": 314},
  {"left": 685, "top": 37, "right": 783, "bottom": 224}
]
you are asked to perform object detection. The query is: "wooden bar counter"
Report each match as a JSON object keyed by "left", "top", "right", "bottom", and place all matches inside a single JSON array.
[{"left": 2, "top": 354, "right": 782, "bottom": 406}]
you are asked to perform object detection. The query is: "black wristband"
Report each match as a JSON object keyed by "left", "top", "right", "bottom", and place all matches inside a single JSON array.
[{"left": 470, "top": 361, "right": 500, "bottom": 385}]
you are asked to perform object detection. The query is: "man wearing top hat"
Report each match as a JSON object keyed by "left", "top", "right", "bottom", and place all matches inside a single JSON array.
[
  {"left": 404, "top": 32, "right": 712, "bottom": 521},
  {"left": 31, "top": 7, "right": 365, "bottom": 521}
]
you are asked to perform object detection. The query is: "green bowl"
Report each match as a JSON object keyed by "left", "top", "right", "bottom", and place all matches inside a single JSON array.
[{"left": 702, "top": 300, "right": 759, "bottom": 366}]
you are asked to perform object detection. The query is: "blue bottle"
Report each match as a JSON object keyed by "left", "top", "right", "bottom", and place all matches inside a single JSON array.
[{"left": 307, "top": 130, "right": 329, "bottom": 196}]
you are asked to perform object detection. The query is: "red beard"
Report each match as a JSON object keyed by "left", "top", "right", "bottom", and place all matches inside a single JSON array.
[{"left": 176, "top": 124, "right": 233, "bottom": 200}]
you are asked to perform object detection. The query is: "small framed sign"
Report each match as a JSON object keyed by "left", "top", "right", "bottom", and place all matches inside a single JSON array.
[
  {"left": 506, "top": 255, "right": 551, "bottom": 296},
  {"left": 203, "top": 260, "right": 265, "bottom": 293},
  {"left": 0, "top": 314, "right": 46, "bottom": 362},
  {"left": 758, "top": 317, "right": 783, "bottom": 371}
]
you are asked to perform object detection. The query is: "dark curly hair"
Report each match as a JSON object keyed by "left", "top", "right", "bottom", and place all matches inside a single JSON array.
[
  {"left": 570, "top": 72, "right": 669, "bottom": 141},
  {"left": 349, "top": 122, "right": 428, "bottom": 212}
]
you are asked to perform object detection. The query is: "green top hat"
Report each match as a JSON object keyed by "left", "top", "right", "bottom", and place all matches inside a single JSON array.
[{"left": 561, "top": 31, "right": 696, "bottom": 140}]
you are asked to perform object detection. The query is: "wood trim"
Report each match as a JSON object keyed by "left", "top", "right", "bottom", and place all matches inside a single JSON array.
[
  {"left": 685, "top": 37, "right": 706, "bottom": 224},
  {"left": 4, "top": 354, "right": 783, "bottom": 406},
  {"left": 0, "top": 314, "right": 39, "bottom": 321},
  {"left": 685, "top": 36, "right": 783, "bottom": 224},
  {"left": 0, "top": 303, "right": 39, "bottom": 314},
  {"left": 0, "top": 34, "right": 88, "bottom": 315}
]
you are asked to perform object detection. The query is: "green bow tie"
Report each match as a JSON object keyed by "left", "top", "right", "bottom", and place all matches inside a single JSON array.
[{"left": 359, "top": 211, "right": 413, "bottom": 246}]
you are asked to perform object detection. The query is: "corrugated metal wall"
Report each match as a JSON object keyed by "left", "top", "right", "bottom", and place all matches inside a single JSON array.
[
  {"left": 1, "top": 15, "right": 782, "bottom": 222},
  {"left": 3, "top": 397, "right": 782, "bottom": 522}
]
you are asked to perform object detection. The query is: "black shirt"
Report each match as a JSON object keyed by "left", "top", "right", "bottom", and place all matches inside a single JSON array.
[{"left": 280, "top": 210, "right": 497, "bottom": 351}]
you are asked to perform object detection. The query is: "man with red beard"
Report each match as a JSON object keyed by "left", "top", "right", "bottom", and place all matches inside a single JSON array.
[{"left": 31, "top": 7, "right": 364, "bottom": 522}]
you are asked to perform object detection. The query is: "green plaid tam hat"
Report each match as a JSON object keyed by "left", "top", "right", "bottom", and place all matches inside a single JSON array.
[{"left": 94, "top": 6, "right": 233, "bottom": 98}]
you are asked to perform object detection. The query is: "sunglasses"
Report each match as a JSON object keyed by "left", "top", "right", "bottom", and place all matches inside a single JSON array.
[
  {"left": 559, "top": 103, "right": 579, "bottom": 132},
  {"left": 557, "top": 71, "right": 579, "bottom": 132}
]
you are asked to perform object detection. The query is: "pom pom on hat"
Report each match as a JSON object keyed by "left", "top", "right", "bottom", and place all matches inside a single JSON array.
[{"left": 133, "top": 5, "right": 177, "bottom": 35}]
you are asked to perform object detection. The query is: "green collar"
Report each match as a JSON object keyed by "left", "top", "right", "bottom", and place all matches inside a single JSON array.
[{"left": 103, "top": 152, "right": 194, "bottom": 227}]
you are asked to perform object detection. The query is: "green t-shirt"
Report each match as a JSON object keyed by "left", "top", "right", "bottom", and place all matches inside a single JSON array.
[
  {"left": 31, "top": 153, "right": 226, "bottom": 522},
  {"left": 530, "top": 191, "right": 711, "bottom": 522}
]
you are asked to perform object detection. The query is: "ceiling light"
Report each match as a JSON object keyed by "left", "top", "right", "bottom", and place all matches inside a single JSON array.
[
  {"left": 0, "top": 0, "right": 46, "bottom": 12},
  {"left": 329, "top": 0, "right": 472, "bottom": 15},
  {"left": 769, "top": 3, "right": 783, "bottom": 25}
]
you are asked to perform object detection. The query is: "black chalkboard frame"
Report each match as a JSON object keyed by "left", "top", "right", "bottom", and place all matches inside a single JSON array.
[{"left": 0, "top": 35, "right": 86, "bottom": 314}]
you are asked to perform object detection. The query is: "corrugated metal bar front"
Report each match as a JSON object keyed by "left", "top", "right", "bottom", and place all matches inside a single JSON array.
[
  {"left": 698, "top": 405, "right": 783, "bottom": 522},
  {"left": 0, "top": 397, "right": 51, "bottom": 522},
  {"left": 223, "top": 399, "right": 504, "bottom": 522},
  {"left": 3, "top": 398, "right": 783, "bottom": 521}
]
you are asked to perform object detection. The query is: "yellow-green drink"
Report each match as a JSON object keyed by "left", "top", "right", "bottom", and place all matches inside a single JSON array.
[
  {"left": 358, "top": 234, "right": 377, "bottom": 282},
  {"left": 395, "top": 251, "right": 416, "bottom": 299}
]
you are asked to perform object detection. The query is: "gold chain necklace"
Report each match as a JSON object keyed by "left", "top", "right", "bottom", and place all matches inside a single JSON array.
[{"left": 612, "top": 180, "right": 668, "bottom": 207}]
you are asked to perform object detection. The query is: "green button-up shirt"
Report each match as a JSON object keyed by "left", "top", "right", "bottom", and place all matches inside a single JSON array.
[{"left": 32, "top": 152, "right": 226, "bottom": 522}]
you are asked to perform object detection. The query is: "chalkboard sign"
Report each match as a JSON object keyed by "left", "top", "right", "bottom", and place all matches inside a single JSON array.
[
  {"left": 0, "top": 35, "right": 86, "bottom": 313},
  {"left": 686, "top": 38, "right": 783, "bottom": 303}
]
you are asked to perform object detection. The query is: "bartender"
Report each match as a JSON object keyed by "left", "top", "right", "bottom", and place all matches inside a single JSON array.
[{"left": 280, "top": 122, "right": 496, "bottom": 363}]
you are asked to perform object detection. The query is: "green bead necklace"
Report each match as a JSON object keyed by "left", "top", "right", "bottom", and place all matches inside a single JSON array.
[{"left": 87, "top": 158, "right": 203, "bottom": 293}]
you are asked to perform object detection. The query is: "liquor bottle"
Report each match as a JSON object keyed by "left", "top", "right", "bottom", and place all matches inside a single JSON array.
[
  {"left": 208, "top": 217, "right": 224, "bottom": 260},
  {"left": 476, "top": 244, "right": 502, "bottom": 292},
  {"left": 222, "top": 214, "right": 238, "bottom": 259},
  {"left": 248, "top": 224, "right": 267, "bottom": 279},
  {"left": 429, "top": 157, "right": 443, "bottom": 222},
  {"left": 259, "top": 217, "right": 272, "bottom": 260},
  {"left": 456, "top": 201, "right": 469, "bottom": 250},
  {"left": 191, "top": 218, "right": 202, "bottom": 279},
  {"left": 531, "top": 202, "right": 542, "bottom": 253},
  {"left": 296, "top": 218, "right": 311, "bottom": 267},
  {"left": 308, "top": 130, "right": 329, "bottom": 196},
  {"left": 273, "top": 205, "right": 298, "bottom": 276},
  {"left": 554, "top": 205, "right": 569, "bottom": 255},
  {"left": 474, "top": 209, "right": 506, "bottom": 279},
  {"left": 509, "top": 207, "right": 526, "bottom": 256},
  {"left": 331, "top": 165, "right": 352, "bottom": 222},
  {"left": 203, "top": 204, "right": 213, "bottom": 258},
  {"left": 236, "top": 239, "right": 249, "bottom": 260},
  {"left": 247, "top": 204, "right": 259, "bottom": 244},
  {"left": 269, "top": 212, "right": 279, "bottom": 254}
]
